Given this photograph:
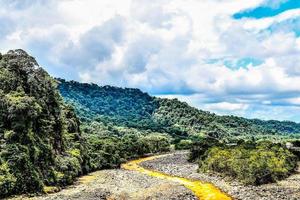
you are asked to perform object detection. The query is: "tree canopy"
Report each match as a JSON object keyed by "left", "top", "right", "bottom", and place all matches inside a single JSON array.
[{"left": 58, "top": 79, "right": 300, "bottom": 140}]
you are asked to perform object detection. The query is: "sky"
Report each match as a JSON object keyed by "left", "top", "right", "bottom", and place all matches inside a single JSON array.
[{"left": 1, "top": 0, "right": 300, "bottom": 122}]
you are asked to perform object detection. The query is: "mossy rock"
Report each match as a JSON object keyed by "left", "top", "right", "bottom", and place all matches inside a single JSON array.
[{"left": 43, "top": 186, "right": 60, "bottom": 194}]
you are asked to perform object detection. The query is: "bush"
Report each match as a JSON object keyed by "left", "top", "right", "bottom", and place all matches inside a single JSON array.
[
  {"left": 54, "top": 155, "right": 82, "bottom": 185},
  {"left": 0, "top": 162, "right": 17, "bottom": 198},
  {"left": 175, "top": 139, "right": 193, "bottom": 150},
  {"left": 199, "top": 142, "right": 297, "bottom": 185},
  {"left": 1, "top": 144, "right": 44, "bottom": 195},
  {"left": 85, "top": 131, "right": 170, "bottom": 171},
  {"left": 189, "top": 137, "right": 221, "bottom": 161}
]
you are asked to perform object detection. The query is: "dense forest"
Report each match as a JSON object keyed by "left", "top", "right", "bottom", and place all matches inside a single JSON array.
[
  {"left": 0, "top": 50, "right": 170, "bottom": 198},
  {"left": 0, "top": 50, "right": 88, "bottom": 197},
  {"left": 58, "top": 79, "right": 300, "bottom": 140},
  {"left": 57, "top": 74, "right": 300, "bottom": 188},
  {"left": 1, "top": 50, "right": 300, "bottom": 198}
]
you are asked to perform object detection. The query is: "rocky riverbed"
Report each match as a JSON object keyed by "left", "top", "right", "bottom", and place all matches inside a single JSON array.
[
  {"left": 10, "top": 159, "right": 197, "bottom": 200},
  {"left": 10, "top": 151, "right": 300, "bottom": 200},
  {"left": 141, "top": 151, "right": 300, "bottom": 200}
]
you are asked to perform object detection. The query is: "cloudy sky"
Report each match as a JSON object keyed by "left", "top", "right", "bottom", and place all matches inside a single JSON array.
[{"left": 1, "top": 0, "right": 300, "bottom": 122}]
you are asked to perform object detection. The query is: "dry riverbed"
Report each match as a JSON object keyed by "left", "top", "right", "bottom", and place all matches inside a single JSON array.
[
  {"left": 141, "top": 151, "right": 300, "bottom": 200},
  {"left": 10, "top": 151, "right": 300, "bottom": 200},
  {"left": 10, "top": 158, "right": 196, "bottom": 200}
]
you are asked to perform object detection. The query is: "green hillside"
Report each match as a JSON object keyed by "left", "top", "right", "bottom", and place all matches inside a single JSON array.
[
  {"left": 0, "top": 50, "right": 171, "bottom": 198},
  {"left": 58, "top": 79, "right": 300, "bottom": 139},
  {"left": 0, "top": 50, "right": 88, "bottom": 197},
  {"left": 1, "top": 50, "right": 299, "bottom": 198}
]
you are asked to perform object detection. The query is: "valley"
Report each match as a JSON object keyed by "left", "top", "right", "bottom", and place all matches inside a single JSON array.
[
  {"left": 10, "top": 151, "right": 300, "bottom": 200},
  {"left": 1, "top": 0, "right": 300, "bottom": 198},
  {"left": 1, "top": 50, "right": 300, "bottom": 200}
]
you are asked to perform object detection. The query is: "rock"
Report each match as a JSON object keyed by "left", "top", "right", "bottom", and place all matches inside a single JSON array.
[
  {"left": 12, "top": 151, "right": 300, "bottom": 200},
  {"left": 140, "top": 151, "right": 300, "bottom": 200}
]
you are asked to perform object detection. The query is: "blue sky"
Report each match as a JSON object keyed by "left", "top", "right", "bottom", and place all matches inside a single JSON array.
[
  {"left": 234, "top": 0, "right": 300, "bottom": 19},
  {"left": 1, "top": 0, "right": 300, "bottom": 122}
]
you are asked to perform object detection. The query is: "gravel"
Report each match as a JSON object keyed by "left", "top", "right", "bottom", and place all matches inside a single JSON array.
[
  {"left": 10, "top": 151, "right": 300, "bottom": 200},
  {"left": 11, "top": 167, "right": 197, "bottom": 200},
  {"left": 141, "top": 151, "right": 300, "bottom": 200}
]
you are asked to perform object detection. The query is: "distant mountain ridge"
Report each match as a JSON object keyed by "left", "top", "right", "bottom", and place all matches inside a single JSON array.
[
  {"left": 57, "top": 79, "right": 300, "bottom": 139},
  {"left": 0, "top": 50, "right": 172, "bottom": 197},
  {"left": 1, "top": 49, "right": 299, "bottom": 198}
]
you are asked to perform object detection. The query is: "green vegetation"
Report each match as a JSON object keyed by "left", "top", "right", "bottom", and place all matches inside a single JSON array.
[
  {"left": 58, "top": 80, "right": 300, "bottom": 140},
  {"left": 86, "top": 133, "right": 170, "bottom": 170},
  {"left": 191, "top": 139, "right": 298, "bottom": 185},
  {"left": 58, "top": 79, "right": 159, "bottom": 126},
  {"left": 175, "top": 139, "right": 193, "bottom": 150},
  {"left": 189, "top": 137, "right": 220, "bottom": 162},
  {"left": 0, "top": 50, "right": 170, "bottom": 198},
  {"left": 0, "top": 50, "right": 87, "bottom": 197},
  {"left": 1, "top": 49, "right": 300, "bottom": 197},
  {"left": 82, "top": 121, "right": 170, "bottom": 171}
]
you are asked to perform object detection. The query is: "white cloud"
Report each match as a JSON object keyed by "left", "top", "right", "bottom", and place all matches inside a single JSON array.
[
  {"left": 1, "top": 0, "right": 300, "bottom": 121},
  {"left": 243, "top": 9, "right": 300, "bottom": 30},
  {"left": 205, "top": 102, "right": 249, "bottom": 111}
]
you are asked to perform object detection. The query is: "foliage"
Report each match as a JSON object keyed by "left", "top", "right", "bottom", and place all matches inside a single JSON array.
[
  {"left": 0, "top": 50, "right": 86, "bottom": 197},
  {"left": 198, "top": 141, "right": 297, "bottom": 185},
  {"left": 175, "top": 139, "right": 193, "bottom": 150},
  {"left": 188, "top": 136, "right": 222, "bottom": 161},
  {"left": 0, "top": 161, "right": 16, "bottom": 196},
  {"left": 58, "top": 80, "right": 300, "bottom": 140},
  {"left": 83, "top": 121, "right": 171, "bottom": 171},
  {"left": 58, "top": 79, "right": 158, "bottom": 125},
  {"left": 2, "top": 49, "right": 300, "bottom": 197}
]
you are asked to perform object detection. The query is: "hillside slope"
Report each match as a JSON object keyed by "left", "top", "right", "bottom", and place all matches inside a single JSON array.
[
  {"left": 58, "top": 79, "right": 300, "bottom": 139},
  {"left": 0, "top": 50, "right": 87, "bottom": 197},
  {"left": 0, "top": 50, "right": 170, "bottom": 198}
]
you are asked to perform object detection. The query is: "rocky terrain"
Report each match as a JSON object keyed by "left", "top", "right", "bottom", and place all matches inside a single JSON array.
[
  {"left": 141, "top": 151, "right": 300, "bottom": 200},
  {"left": 10, "top": 166, "right": 196, "bottom": 200},
  {"left": 9, "top": 151, "right": 300, "bottom": 200}
]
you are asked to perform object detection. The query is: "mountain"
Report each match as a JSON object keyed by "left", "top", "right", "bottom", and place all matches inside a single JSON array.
[
  {"left": 0, "top": 50, "right": 88, "bottom": 197},
  {"left": 58, "top": 79, "right": 158, "bottom": 125},
  {"left": 1, "top": 49, "right": 299, "bottom": 198},
  {"left": 0, "top": 50, "right": 172, "bottom": 198},
  {"left": 58, "top": 79, "right": 300, "bottom": 139}
]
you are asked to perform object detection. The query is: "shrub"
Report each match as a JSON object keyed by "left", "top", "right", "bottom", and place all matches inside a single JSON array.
[
  {"left": 85, "top": 131, "right": 171, "bottom": 171},
  {"left": 199, "top": 142, "right": 297, "bottom": 185},
  {"left": 189, "top": 137, "right": 221, "bottom": 161},
  {"left": 175, "top": 139, "right": 193, "bottom": 150},
  {"left": 0, "top": 162, "right": 17, "bottom": 197},
  {"left": 55, "top": 155, "right": 82, "bottom": 185}
]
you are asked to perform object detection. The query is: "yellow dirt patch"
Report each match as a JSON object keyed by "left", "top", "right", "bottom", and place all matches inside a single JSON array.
[
  {"left": 43, "top": 186, "right": 60, "bottom": 194},
  {"left": 122, "top": 155, "right": 232, "bottom": 200},
  {"left": 77, "top": 174, "right": 97, "bottom": 184}
]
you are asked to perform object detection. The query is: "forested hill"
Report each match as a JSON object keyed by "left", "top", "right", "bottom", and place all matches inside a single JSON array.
[
  {"left": 58, "top": 79, "right": 158, "bottom": 124},
  {"left": 0, "top": 50, "right": 171, "bottom": 198},
  {"left": 58, "top": 79, "right": 300, "bottom": 139},
  {"left": 1, "top": 49, "right": 299, "bottom": 198},
  {"left": 0, "top": 50, "right": 88, "bottom": 197}
]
